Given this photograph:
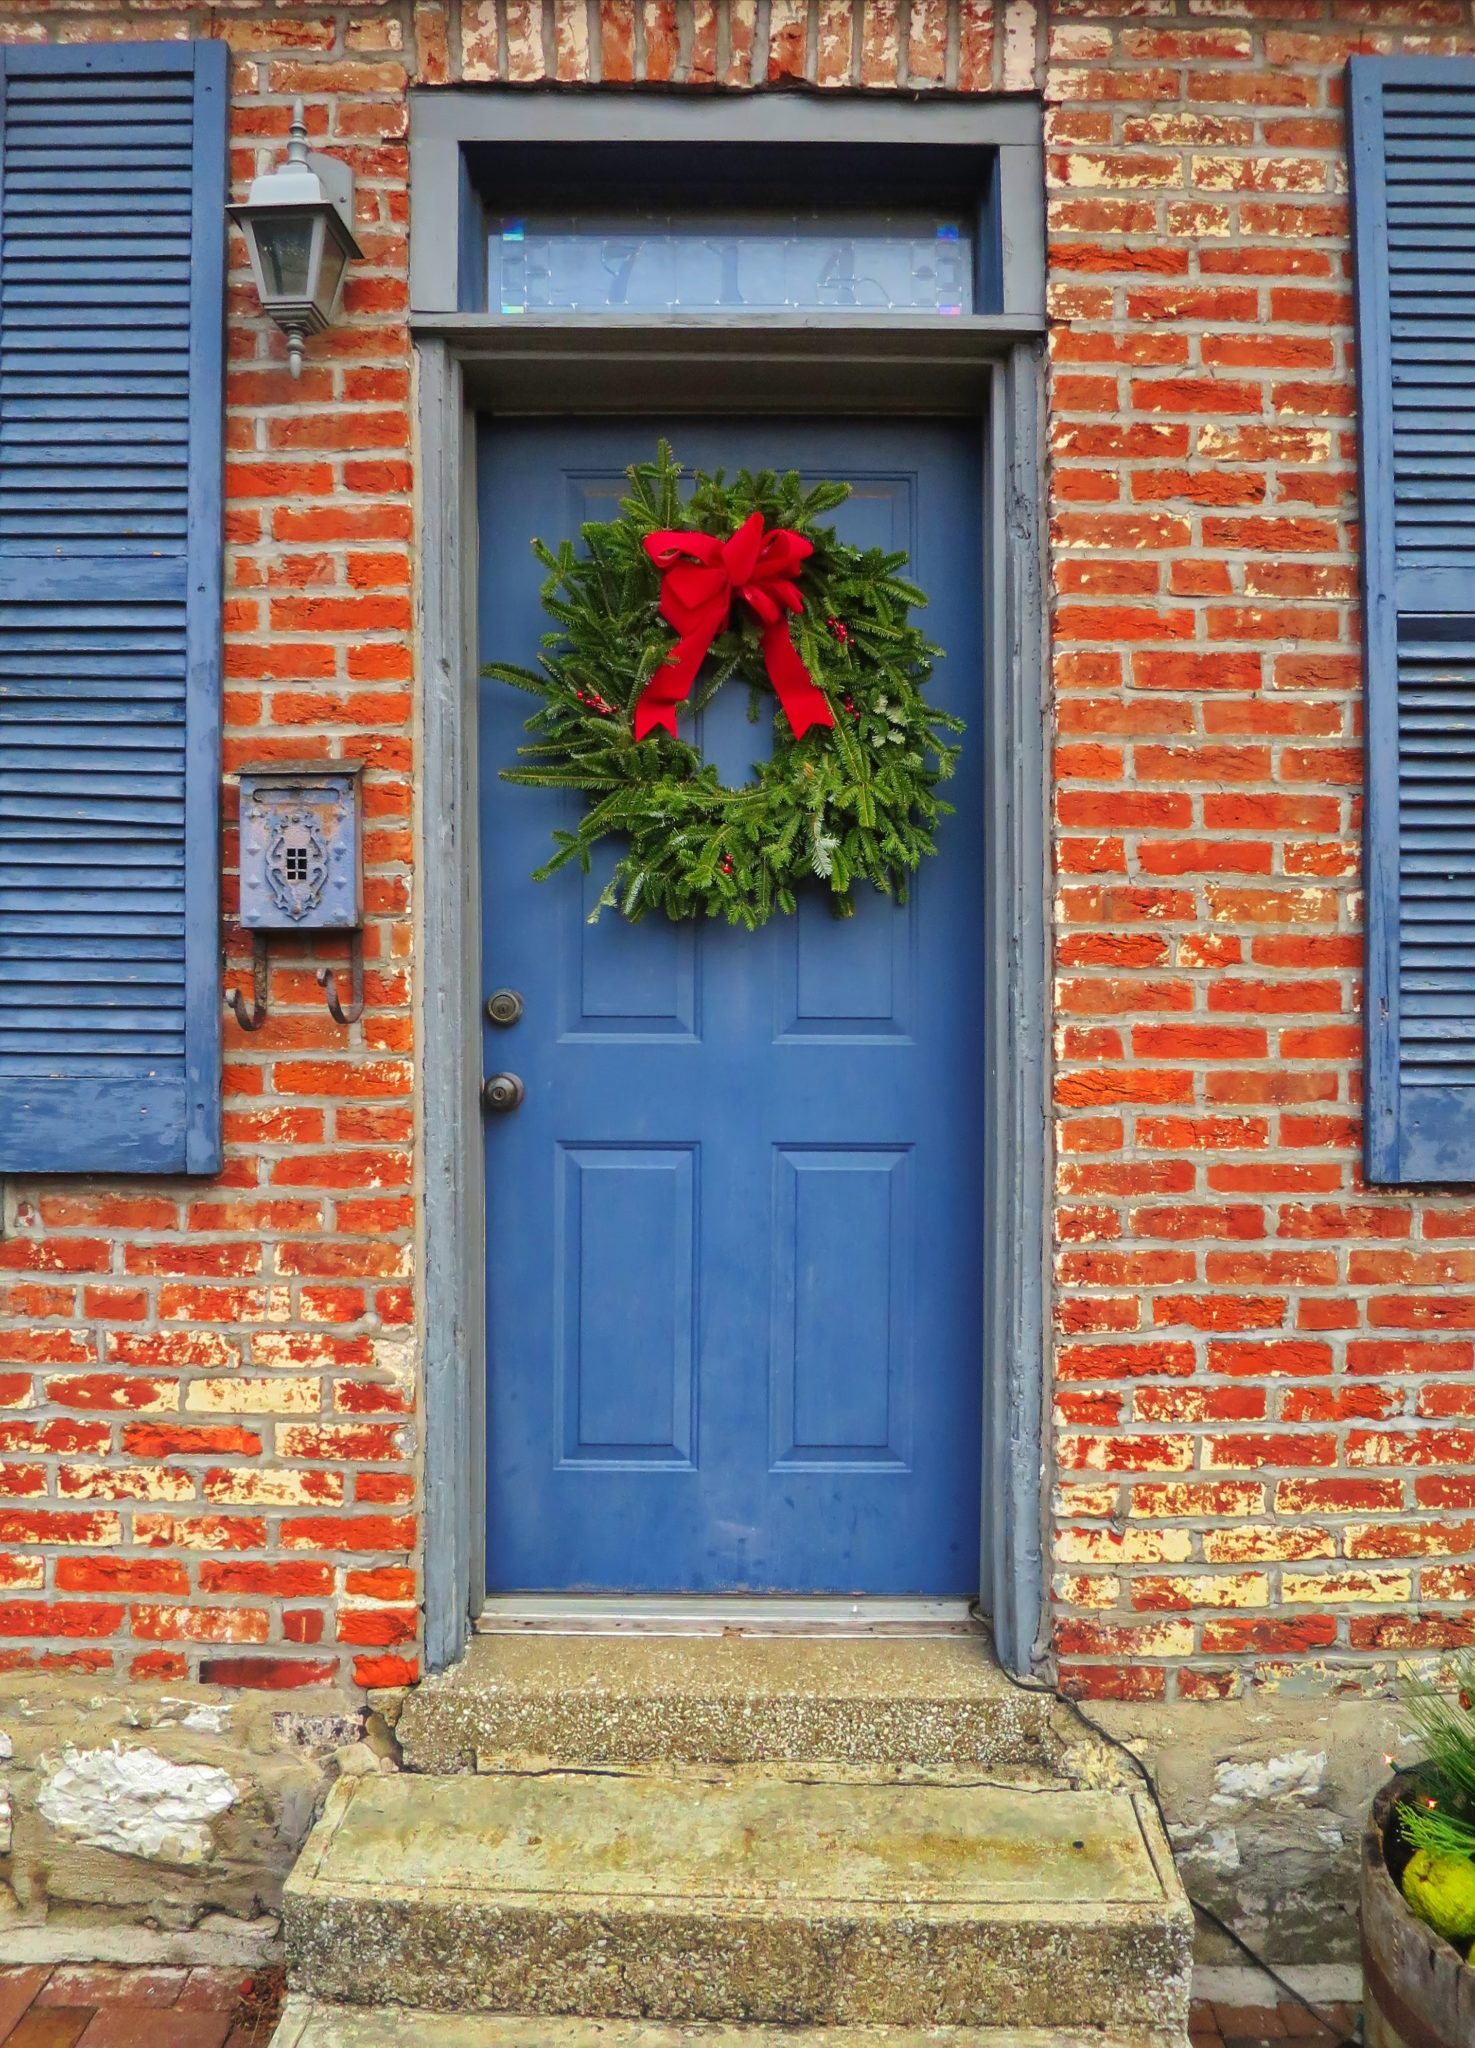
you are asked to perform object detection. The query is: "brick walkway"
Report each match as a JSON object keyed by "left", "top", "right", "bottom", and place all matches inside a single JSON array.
[
  {"left": 0, "top": 1971, "right": 1358, "bottom": 2047},
  {"left": 1191, "top": 1999, "right": 1362, "bottom": 2048},
  {"left": 0, "top": 1966, "right": 284, "bottom": 2048}
]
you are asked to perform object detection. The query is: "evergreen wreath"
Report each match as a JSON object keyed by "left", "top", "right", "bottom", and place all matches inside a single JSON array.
[{"left": 486, "top": 442, "right": 963, "bottom": 930}]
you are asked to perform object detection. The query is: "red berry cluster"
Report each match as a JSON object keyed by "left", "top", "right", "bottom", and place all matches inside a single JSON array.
[
  {"left": 721, "top": 854, "right": 734, "bottom": 875},
  {"left": 843, "top": 695, "right": 859, "bottom": 720},
  {"left": 826, "top": 616, "right": 849, "bottom": 644},
  {"left": 574, "top": 688, "right": 616, "bottom": 716}
]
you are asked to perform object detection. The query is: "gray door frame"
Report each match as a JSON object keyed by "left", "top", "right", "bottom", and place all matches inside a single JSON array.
[{"left": 410, "top": 90, "right": 1050, "bottom": 1677}]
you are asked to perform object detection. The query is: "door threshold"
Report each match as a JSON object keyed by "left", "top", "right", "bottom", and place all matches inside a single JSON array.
[{"left": 475, "top": 1595, "right": 980, "bottom": 1638}]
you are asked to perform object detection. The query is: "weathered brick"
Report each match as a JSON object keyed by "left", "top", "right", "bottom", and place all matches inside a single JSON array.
[{"left": 0, "top": 0, "right": 1464, "bottom": 1717}]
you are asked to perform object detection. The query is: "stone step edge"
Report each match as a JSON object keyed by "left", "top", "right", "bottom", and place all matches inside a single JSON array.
[
  {"left": 271, "top": 1996, "right": 1191, "bottom": 2048},
  {"left": 284, "top": 1892, "right": 1192, "bottom": 2034},
  {"left": 392, "top": 1638, "right": 1069, "bottom": 1776},
  {"left": 284, "top": 1770, "right": 1191, "bottom": 2033}
]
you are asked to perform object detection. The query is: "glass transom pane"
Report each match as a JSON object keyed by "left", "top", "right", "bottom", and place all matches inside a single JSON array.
[{"left": 487, "top": 209, "right": 973, "bottom": 317}]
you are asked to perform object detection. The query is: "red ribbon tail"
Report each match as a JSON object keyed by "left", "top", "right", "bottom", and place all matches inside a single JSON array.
[
  {"left": 762, "top": 619, "right": 834, "bottom": 740},
  {"left": 634, "top": 629, "right": 712, "bottom": 741},
  {"left": 633, "top": 698, "right": 680, "bottom": 742}
]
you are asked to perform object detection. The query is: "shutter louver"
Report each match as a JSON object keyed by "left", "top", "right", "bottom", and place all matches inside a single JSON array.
[
  {"left": 0, "top": 44, "right": 226, "bottom": 1174},
  {"left": 1351, "top": 57, "right": 1475, "bottom": 1185}
]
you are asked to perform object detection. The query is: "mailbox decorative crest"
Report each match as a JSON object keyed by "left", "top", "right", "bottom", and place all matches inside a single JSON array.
[{"left": 264, "top": 808, "right": 332, "bottom": 923}]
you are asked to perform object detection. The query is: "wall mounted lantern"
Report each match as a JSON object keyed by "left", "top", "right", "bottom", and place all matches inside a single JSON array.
[{"left": 226, "top": 100, "right": 362, "bottom": 378}]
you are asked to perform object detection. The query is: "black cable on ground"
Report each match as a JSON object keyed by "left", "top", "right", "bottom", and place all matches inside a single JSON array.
[{"left": 1002, "top": 1664, "right": 1361, "bottom": 2047}]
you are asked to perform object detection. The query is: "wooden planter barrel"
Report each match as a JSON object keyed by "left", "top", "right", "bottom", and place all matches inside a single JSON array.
[{"left": 1362, "top": 1773, "right": 1475, "bottom": 2048}]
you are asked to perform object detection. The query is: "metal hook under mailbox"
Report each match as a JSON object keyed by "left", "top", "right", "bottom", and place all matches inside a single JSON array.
[
  {"left": 316, "top": 932, "right": 366, "bottom": 1027},
  {"left": 227, "top": 932, "right": 271, "bottom": 1033}
]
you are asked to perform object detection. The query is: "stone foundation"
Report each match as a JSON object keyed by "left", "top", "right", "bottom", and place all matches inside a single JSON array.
[
  {"left": 1083, "top": 1692, "right": 1407, "bottom": 1973},
  {"left": 0, "top": 1676, "right": 396, "bottom": 1963},
  {"left": 0, "top": 1649, "right": 1409, "bottom": 1980}
]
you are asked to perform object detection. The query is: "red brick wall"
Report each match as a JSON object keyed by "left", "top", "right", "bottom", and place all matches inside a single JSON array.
[
  {"left": 0, "top": 0, "right": 426, "bottom": 1692},
  {"left": 2, "top": 0, "right": 1473, "bottom": 1703},
  {"left": 1046, "top": 0, "right": 1475, "bottom": 1704},
  {"left": 0, "top": 0, "right": 1024, "bottom": 1691}
]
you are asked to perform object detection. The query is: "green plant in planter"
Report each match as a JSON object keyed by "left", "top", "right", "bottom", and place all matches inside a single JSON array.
[{"left": 1397, "top": 1653, "right": 1475, "bottom": 1948}]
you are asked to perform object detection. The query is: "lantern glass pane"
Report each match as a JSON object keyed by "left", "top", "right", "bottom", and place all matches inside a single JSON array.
[
  {"left": 257, "top": 215, "right": 316, "bottom": 300},
  {"left": 315, "top": 231, "right": 349, "bottom": 316}
]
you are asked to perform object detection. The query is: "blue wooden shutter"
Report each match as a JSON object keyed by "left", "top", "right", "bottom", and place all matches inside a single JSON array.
[
  {"left": 1351, "top": 58, "right": 1475, "bottom": 1185},
  {"left": 0, "top": 42, "right": 226, "bottom": 1174}
]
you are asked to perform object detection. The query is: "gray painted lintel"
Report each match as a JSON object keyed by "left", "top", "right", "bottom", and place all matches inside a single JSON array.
[
  {"left": 410, "top": 313, "right": 1045, "bottom": 413},
  {"left": 411, "top": 313, "right": 1046, "bottom": 340},
  {"left": 411, "top": 87, "right": 1044, "bottom": 150}
]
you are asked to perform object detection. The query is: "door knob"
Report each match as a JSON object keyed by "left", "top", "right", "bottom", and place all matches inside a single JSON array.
[
  {"left": 486, "top": 989, "right": 523, "bottom": 1026},
  {"left": 483, "top": 1072, "right": 525, "bottom": 1114}
]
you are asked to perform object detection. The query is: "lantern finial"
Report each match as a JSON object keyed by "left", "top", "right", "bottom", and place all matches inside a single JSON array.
[{"left": 287, "top": 99, "right": 310, "bottom": 166}]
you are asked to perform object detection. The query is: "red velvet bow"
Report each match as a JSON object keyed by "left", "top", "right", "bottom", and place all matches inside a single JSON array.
[{"left": 636, "top": 512, "right": 835, "bottom": 743}]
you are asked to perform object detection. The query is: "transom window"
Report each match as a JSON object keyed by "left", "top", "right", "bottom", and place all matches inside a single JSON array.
[
  {"left": 488, "top": 208, "right": 972, "bottom": 317},
  {"left": 458, "top": 140, "right": 1004, "bottom": 319}
]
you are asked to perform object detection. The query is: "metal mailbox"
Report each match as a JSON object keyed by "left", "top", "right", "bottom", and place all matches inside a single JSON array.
[
  {"left": 237, "top": 761, "right": 364, "bottom": 931},
  {"left": 228, "top": 761, "right": 366, "bottom": 1031}
]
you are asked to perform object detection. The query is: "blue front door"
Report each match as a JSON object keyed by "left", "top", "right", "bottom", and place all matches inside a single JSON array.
[{"left": 479, "top": 419, "right": 984, "bottom": 1594}]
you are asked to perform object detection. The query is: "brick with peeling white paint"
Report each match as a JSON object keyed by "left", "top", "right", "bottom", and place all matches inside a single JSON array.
[{"left": 1001, "top": 0, "right": 1036, "bottom": 91}]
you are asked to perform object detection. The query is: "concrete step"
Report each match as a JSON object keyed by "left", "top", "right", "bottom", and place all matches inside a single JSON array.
[
  {"left": 272, "top": 1997, "right": 1190, "bottom": 2048},
  {"left": 284, "top": 1764, "right": 1193, "bottom": 2032},
  {"left": 394, "top": 1633, "right": 1064, "bottom": 1773}
]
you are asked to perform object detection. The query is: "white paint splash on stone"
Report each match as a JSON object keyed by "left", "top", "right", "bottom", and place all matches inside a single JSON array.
[
  {"left": 126, "top": 1698, "right": 234, "bottom": 1736},
  {"left": 1212, "top": 1749, "right": 1326, "bottom": 1805},
  {"left": 1175, "top": 1822, "right": 1241, "bottom": 1874},
  {"left": 38, "top": 1745, "right": 237, "bottom": 1866},
  {"left": 179, "top": 1704, "right": 233, "bottom": 1735}
]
